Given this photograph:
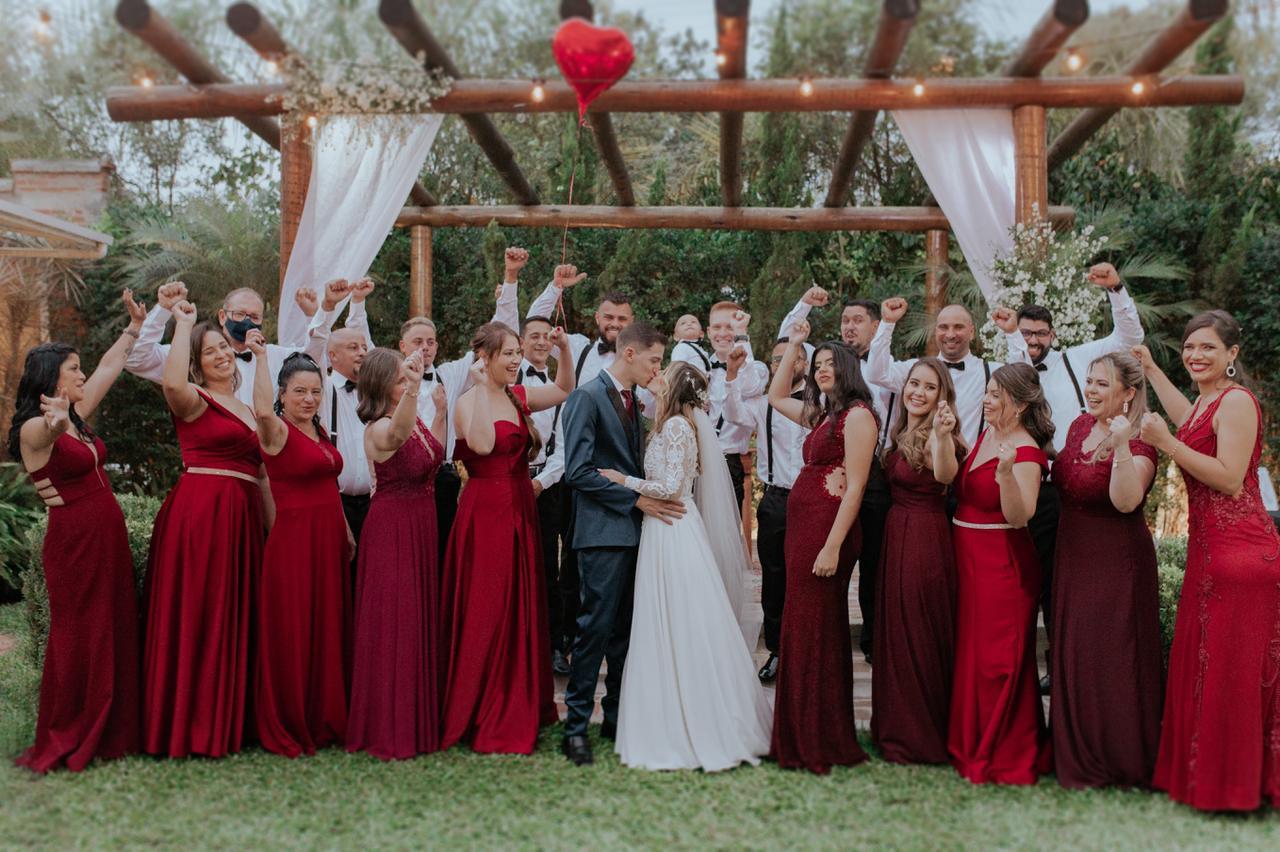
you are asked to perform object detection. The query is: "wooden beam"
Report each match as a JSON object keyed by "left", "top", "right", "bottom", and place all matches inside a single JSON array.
[
  {"left": 1048, "top": 0, "right": 1229, "bottom": 170},
  {"left": 378, "top": 0, "right": 539, "bottom": 205},
  {"left": 1013, "top": 105, "right": 1049, "bottom": 224},
  {"left": 410, "top": 225, "right": 433, "bottom": 318},
  {"left": 1001, "top": 0, "right": 1090, "bottom": 77},
  {"left": 716, "top": 0, "right": 750, "bottom": 207},
  {"left": 394, "top": 203, "right": 1075, "bottom": 232},
  {"left": 279, "top": 117, "right": 311, "bottom": 291},
  {"left": 923, "top": 229, "right": 949, "bottom": 356},
  {"left": 114, "top": 0, "right": 279, "bottom": 148},
  {"left": 0, "top": 246, "right": 107, "bottom": 260},
  {"left": 225, "top": 3, "right": 439, "bottom": 208},
  {"left": 557, "top": 2, "right": 634, "bottom": 206},
  {"left": 106, "top": 74, "right": 1245, "bottom": 122},
  {"left": 825, "top": 0, "right": 918, "bottom": 208}
]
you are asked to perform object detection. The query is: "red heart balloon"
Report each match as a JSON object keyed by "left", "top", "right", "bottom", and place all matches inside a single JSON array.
[{"left": 552, "top": 18, "right": 635, "bottom": 120}]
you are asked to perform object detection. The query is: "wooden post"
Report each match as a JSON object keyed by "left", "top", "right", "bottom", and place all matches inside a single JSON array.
[
  {"left": 1013, "top": 105, "right": 1048, "bottom": 225},
  {"left": 923, "top": 229, "right": 949, "bottom": 356},
  {"left": 410, "top": 225, "right": 433, "bottom": 318},
  {"left": 279, "top": 114, "right": 311, "bottom": 294}
]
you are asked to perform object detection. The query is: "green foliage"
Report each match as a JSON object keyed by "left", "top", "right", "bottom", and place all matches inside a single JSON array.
[
  {"left": 17, "top": 493, "right": 159, "bottom": 669},
  {"left": 0, "top": 466, "right": 42, "bottom": 598},
  {"left": 1155, "top": 536, "right": 1188, "bottom": 663}
]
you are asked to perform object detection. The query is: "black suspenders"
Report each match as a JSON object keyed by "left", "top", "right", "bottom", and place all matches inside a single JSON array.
[
  {"left": 679, "top": 340, "right": 711, "bottom": 372},
  {"left": 977, "top": 359, "right": 992, "bottom": 434},
  {"left": 1061, "top": 352, "right": 1086, "bottom": 413},
  {"left": 517, "top": 366, "right": 561, "bottom": 456},
  {"left": 574, "top": 343, "right": 593, "bottom": 384},
  {"left": 330, "top": 386, "right": 339, "bottom": 437},
  {"left": 765, "top": 404, "right": 775, "bottom": 485},
  {"left": 879, "top": 392, "right": 896, "bottom": 450}
]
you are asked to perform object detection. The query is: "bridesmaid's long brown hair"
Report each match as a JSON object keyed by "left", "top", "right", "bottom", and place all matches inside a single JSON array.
[
  {"left": 470, "top": 322, "right": 542, "bottom": 461},
  {"left": 884, "top": 358, "right": 967, "bottom": 471}
]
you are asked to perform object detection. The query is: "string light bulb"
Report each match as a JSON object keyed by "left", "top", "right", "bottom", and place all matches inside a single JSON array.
[
  {"left": 531, "top": 79, "right": 546, "bottom": 103},
  {"left": 1065, "top": 49, "right": 1083, "bottom": 72},
  {"left": 912, "top": 80, "right": 926, "bottom": 97},
  {"left": 138, "top": 74, "right": 154, "bottom": 89},
  {"left": 264, "top": 59, "right": 280, "bottom": 76},
  {"left": 1131, "top": 80, "right": 1145, "bottom": 96},
  {"left": 799, "top": 76, "right": 814, "bottom": 97},
  {"left": 305, "top": 114, "right": 318, "bottom": 129},
  {"left": 714, "top": 51, "right": 727, "bottom": 68}
]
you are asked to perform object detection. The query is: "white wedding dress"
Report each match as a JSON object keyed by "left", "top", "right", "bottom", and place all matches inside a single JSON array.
[{"left": 615, "top": 413, "right": 772, "bottom": 771}]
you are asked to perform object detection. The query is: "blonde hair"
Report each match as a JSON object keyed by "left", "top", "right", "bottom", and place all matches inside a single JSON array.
[
  {"left": 885, "top": 357, "right": 966, "bottom": 471},
  {"left": 1087, "top": 352, "right": 1149, "bottom": 463}
]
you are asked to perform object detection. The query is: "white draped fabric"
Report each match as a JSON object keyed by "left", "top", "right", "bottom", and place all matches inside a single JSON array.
[
  {"left": 278, "top": 114, "right": 444, "bottom": 346},
  {"left": 891, "top": 109, "right": 1017, "bottom": 304}
]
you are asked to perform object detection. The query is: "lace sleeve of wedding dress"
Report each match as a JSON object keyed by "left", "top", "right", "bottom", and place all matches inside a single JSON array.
[{"left": 624, "top": 417, "right": 694, "bottom": 500}]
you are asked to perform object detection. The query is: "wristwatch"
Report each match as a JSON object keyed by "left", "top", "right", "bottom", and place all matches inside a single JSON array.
[{"left": 733, "top": 334, "right": 750, "bottom": 342}]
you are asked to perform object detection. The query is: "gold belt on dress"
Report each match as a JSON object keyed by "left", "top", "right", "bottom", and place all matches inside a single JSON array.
[
  {"left": 186, "top": 466, "right": 258, "bottom": 484},
  {"left": 952, "top": 517, "right": 1014, "bottom": 531}
]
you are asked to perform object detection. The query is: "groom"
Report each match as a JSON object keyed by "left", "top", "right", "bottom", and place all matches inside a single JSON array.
[{"left": 560, "top": 322, "right": 685, "bottom": 766}]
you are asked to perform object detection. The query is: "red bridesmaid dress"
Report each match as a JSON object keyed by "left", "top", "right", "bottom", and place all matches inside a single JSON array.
[
  {"left": 16, "top": 433, "right": 140, "bottom": 773},
  {"left": 1153, "top": 387, "right": 1280, "bottom": 811},
  {"left": 948, "top": 429, "right": 1051, "bottom": 785},
  {"left": 256, "top": 421, "right": 351, "bottom": 757},
  {"left": 441, "top": 385, "right": 556, "bottom": 755},
  {"left": 142, "top": 391, "right": 263, "bottom": 758}
]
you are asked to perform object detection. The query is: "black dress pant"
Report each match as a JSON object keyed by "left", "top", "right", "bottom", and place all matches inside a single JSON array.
[
  {"left": 340, "top": 493, "right": 371, "bottom": 585},
  {"left": 536, "top": 482, "right": 576, "bottom": 654},
  {"left": 434, "top": 463, "right": 462, "bottom": 564},
  {"left": 725, "top": 452, "right": 746, "bottom": 516},
  {"left": 858, "top": 456, "right": 891, "bottom": 659},
  {"left": 1028, "top": 477, "right": 1060, "bottom": 641},
  {"left": 757, "top": 485, "right": 790, "bottom": 655},
  {"left": 564, "top": 545, "right": 636, "bottom": 737}
]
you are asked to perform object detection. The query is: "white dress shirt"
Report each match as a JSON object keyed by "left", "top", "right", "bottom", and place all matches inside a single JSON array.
[
  {"left": 723, "top": 377, "right": 808, "bottom": 490},
  {"left": 670, "top": 339, "right": 713, "bottom": 375},
  {"left": 1003, "top": 288, "right": 1145, "bottom": 452},
  {"left": 323, "top": 370, "right": 372, "bottom": 496},
  {"left": 124, "top": 301, "right": 341, "bottom": 407},
  {"left": 708, "top": 348, "right": 768, "bottom": 455},
  {"left": 864, "top": 321, "right": 1025, "bottom": 448},
  {"left": 515, "top": 359, "right": 566, "bottom": 491}
]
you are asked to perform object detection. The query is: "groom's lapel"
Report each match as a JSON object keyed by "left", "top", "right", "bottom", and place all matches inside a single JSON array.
[{"left": 601, "top": 376, "right": 636, "bottom": 444}]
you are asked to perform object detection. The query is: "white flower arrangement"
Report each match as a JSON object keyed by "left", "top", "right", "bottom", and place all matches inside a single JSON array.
[
  {"left": 277, "top": 53, "right": 453, "bottom": 120},
  {"left": 979, "top": 204, "right": 1110, "bottom": 360}
]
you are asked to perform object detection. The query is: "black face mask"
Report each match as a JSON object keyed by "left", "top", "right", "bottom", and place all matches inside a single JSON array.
[{"left": 224, "top": 316, "right": 261, "bottom": 343}]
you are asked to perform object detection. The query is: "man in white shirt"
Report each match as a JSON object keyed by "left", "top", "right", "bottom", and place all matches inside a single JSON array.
[
  {"left": 394, "top": 248, "right": 525, "bottom": 559},
  {"left": 515, "top": 313, "right": 574, "bottom": 676},
  {"left": 124, "top": 278, "right": 344, "bottom": 404},
  {"left": 526, "top": 265, "right": 633, "bottom": 387},
  {"left": 699, "top": 301, "right": 769, "bottom": 513},
  {"left": 723, "top": 338, "right": 808, "bottom": 682}
]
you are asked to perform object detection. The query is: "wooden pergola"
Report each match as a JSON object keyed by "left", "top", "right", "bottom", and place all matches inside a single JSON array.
[{"left": 103, "top": 0, "right": 1238, "bottom": 319}]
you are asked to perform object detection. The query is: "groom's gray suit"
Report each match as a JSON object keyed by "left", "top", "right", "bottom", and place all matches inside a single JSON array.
[{"left": 561, "top": 370, "right": 645, "bottom": 737}]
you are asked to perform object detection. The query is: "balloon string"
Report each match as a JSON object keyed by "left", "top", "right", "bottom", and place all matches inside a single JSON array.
[{"left": 554, "top": 115, "right": 588, "bottom": 331}]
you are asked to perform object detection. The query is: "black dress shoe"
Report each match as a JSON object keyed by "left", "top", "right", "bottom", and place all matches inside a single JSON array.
[
  {"left": 600, "top": 720, "right": 616, "bottom": 741},
  {"left": 757, "top": 653, "right": 778, "bottom": 683},
  {"left": 561, "top": 735, "right": 593, "bottom": 766},
  {"left": 552, "top": 649, "right": 571, "bottom": 676},
  {"left": 1039, "top": 674, "right": 1051, "bottom": 696}
]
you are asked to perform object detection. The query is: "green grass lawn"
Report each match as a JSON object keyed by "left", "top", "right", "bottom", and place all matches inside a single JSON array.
[{"left": 1, "top": 602, "right": 1277, "bottom": 850}]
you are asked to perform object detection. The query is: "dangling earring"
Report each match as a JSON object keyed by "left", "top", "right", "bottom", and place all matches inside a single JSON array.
[
  {"left": 1123, "top": 401, "right": 1130, "bottom": 415},
  {"left": 1226, "top": 360, "right": 1237, "bottom": 379}
]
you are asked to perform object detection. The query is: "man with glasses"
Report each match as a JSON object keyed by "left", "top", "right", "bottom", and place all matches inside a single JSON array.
[
  {"left": 125, "top": 279, "right": 346, "bottom": 406},
  {"left": 991, "top": 260, "right": 1144, "bottom": 693}
]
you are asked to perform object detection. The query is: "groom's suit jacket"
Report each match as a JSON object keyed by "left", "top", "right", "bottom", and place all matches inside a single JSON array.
[{"left": 562, "top": 371, "right": 646, "bottom": 550}]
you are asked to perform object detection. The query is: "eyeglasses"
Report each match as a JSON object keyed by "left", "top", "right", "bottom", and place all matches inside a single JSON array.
[
  {"left": 1020, "top": 329, "right": 1053, "bottom": 340},
  {"left": 227, "top": 309, "right": 264, "bottom": 324}
]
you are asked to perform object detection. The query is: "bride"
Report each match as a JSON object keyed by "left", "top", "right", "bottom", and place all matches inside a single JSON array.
[{"left": 600, "top": 361, "right": 772, "bottom": 771}]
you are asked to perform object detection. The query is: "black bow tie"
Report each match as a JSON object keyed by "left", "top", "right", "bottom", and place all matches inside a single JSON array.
[
  {"left": 710, "top": 360, "right": 727, "bottom": 371},
  {"left": 235, "top": 351, "right": 253, "bottom": 362},
  {"left": 420, "top": 372, "right": 434, "bottom": 383},
  {"left": 944, "top": 360, "right": 965, "bottom": 371},
  {"left": 525, "top": 365, "right": 548, "bottom": 382},
  {"left": 596, "top": 339, "right": 615, "bottom": 355},
  {"left": 1035, "top": 362, "right": 1049, "bottom": 373},
  {"left": 342, "top": 379, "right": 357, "bottom": 392},
  {"left": 859, "top": 351, "right": 869, "bottom": 362}
]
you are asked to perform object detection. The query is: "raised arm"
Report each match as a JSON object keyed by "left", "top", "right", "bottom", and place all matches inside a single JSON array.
[
  {"left": 927, "top": 399, "right": 960, "bottom": 485},
  {"left": 526, "top": 329, "right": 575, "bottom": 412},
  {"left": 494, "top": 247, "right": 528, "bottom": 329},
  {"left": 246, "top": 329, "right": 287, "bottom": 455},
  {"left": 991, "top": 307, "right": 1031, "bottom": 366},
  {"left": 366, "top": 351, "right": 425, "bottom": 462},
  {"left": 18, "top": 393, "right": 72, "bottom": 472},
  {"left": 428, "top": 382, "right": 448, "bottom": 448},
  {"left": 1081, "top": 263, "right": 1145, "bottom": 358},
  {"left": 124, "top": 281, "right": 187, "bottom": 382},
  {"left": 1141, "top": 391, "right": 1257, "bottom": 497},
  {"left": 455, "top": 360, "right": 498, "bottom": 456},
  {"left": 768, "top": 322, "right": 809, "bottom": 425},
  {"left": 994, "top": 444, "right": 1042, "bottom": 528},
  {"left": 162, "top": 300, "right": 207, "bottom": 421},
  {"left": 1132, "top": 344, "right": 1192, "bottom": 427},
  {"left": 721, "top": 360, "right": 757, "bottom": 429},
  {"left": 79, "top": 289, "right": 147, "bottom": 420},
  {"left": 813, "top": 407, "right": 877, "bottom": 577},
  {"left": 1104, "top": 416, "right": 1156, "bottom": 513},
  {"left": 781, "top": 286, "right": 827, "bottom": 340},
  {"left": 345, "top": 278, "right": 377, "bottom": 350},
  {"left": 864, "top": 297, "right": 913, "bottom": 391},
  {"left": 562, "top": 391, "right": 640, "bottom": 515}
]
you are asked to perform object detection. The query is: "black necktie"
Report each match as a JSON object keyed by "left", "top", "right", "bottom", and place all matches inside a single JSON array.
[
  {"left": 342, "top": 379, "right": 357, "bottom": 392},
  {"left": 710, "top": 360, "right": 727, "bottom": 371},
  {"left": 525, "top": 365, "right": 548, "bottom": 383},
  {"left": 597, "top": 340, "right": 615, "bottom": 355},
  {"left": 235, "top": 351, "right": 252, "bottom": 362},
  {"left": 1035, "top": 362, "right": 1049, "bottom": 373},
  {"left": 944, "top": 360, "right": 965, "bottom": 371}
]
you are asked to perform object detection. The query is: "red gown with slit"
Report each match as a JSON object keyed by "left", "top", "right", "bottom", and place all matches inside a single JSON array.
[
  {"left": 142, "top": 391, "right": 264, "bottom": 758},
  {"left": 16, "top": 433, "right": 140, "bottom": 773},
  {"left": 441, "top": 385, "right": 555, "bottom": 754},
  {"left": 947, "top": 429, "right": 1051, "bottom": 785},
  {"left": 256, "top": 420, "right": 351, "bottom": 757}
]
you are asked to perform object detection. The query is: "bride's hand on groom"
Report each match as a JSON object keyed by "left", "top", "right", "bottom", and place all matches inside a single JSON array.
[
  {"left": 636, "top": 495, "right": 686, "bottom": 525},
  {"left": 598, "top": 468, "right": 626, "bottom": 485}
]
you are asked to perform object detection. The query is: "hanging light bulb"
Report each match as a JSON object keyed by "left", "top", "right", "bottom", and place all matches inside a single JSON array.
[
  {"left": 305, "top": 114, "right": 318, "bottom": 129},
  {"left": 912, "top": 79, "right": 926, "bottom": 97},
  {"left": 714, "top": 51, "right": 727, "bottom": 68},
  {"left": 531, "top": 79, "right": 546, "bottom": 103},
  {"left": 138, "top": 74, "right": 154, "bottom": 89},
  {"left": 799, "top": 76, "right": 814, "bottom": 97},
  {"left": 1065, "top": 49, "right": 1083, "bottom": 72},
  {"left": 1131, "top": 80, "right": 1145, "bottom": 96},
  {"left": 264, "top": 59, "right": 280, "bottom": 76}
]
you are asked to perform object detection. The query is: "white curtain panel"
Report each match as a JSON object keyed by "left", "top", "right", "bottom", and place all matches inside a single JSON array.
[
  {"left": 278, "top": 114, "right": 444, "bottom": 346},
  {"left": 891, "top": 109, "right": 1017, "bottom": 305}
]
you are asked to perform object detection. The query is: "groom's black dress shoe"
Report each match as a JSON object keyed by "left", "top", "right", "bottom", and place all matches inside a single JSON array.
[
  {"left": 552, "top": 649, "right": 571, "bottom": 676},
  {"left": 600, "top": 720, "right": 617, "bottom": 741},
  {"left": 1039, "top": 674, "right": 1051, "bottom": 696},
  {"left": 562, "top": 735, "right": 593, "bottom": 766},
  {"left": 757, "top": 653, "right": 778, "bottom": 683}
]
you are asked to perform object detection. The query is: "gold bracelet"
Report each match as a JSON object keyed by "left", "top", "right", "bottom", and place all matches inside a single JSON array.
[
  {"left": 1169, "top": 441, "right": 1180, "bottom": 460},
  {"left": 405, "top": 390, "right": 420, "bottom": 398}
]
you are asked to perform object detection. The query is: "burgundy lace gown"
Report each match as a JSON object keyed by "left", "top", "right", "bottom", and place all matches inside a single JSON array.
[
  {"left": 1153, "top": 387, "right": 1280, "bottom": 811},
  {"left": 16, "top": 433, "right": 140, "bottom": 773},
  {"left": 770, "top": 404, "right": 871, "bottom": 774},
  {"left": 1050, "top": 415, "right": 1162, "bottom": 789},
  {"left": 871, "top": 448, "right": 955, "bottom": 765},
  {"left": 346, "top": 419, "right": 444, "bottom": 760}
]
